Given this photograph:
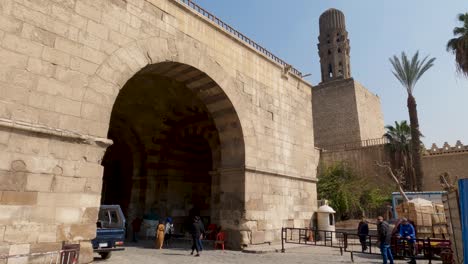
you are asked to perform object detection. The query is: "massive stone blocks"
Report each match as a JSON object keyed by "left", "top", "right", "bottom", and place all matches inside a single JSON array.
[
  {"left": 0, "top": 0, "right": 317, "bottom": 261},
  {"left": 312, "top": 78, "right": 385, "bottom": 148}
]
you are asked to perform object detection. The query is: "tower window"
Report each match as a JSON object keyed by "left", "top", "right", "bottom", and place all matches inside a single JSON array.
[
  {"left": 338, "top": 48, "right": 341, "bottom": 53},
  {"left": 328, "top": 49, "right": 331, "bottom": 55},
  {"left": 328, "top": 64, "right": 333, "bottom": 77},
  {"left": 337, "top": 38, "right": 340, "bottom": 42}
]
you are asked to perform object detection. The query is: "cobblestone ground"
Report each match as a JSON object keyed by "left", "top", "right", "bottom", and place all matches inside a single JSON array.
[{"left": 94, "top": 240, "right": 442, "bottom": 264}]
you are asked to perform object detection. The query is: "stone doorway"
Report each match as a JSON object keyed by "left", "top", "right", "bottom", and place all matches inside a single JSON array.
[{"left": 102, "top": 62, "right": 244, "bottom": 238}]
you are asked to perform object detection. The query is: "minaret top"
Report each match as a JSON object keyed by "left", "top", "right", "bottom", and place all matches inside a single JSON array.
[
  {"left": 319, "top": 8, "right": 346, "bottom": 34},
  {"left": 317, "top": 8, "right": 351, "bottom": 83}
]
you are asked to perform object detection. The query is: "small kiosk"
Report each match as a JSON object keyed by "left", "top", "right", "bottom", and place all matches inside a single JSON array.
[{"left": 317, "top": 204, "right": 336, "bottom": 242}]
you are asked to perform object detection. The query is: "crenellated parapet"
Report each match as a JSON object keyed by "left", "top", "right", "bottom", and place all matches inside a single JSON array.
[{"left": 425, "top": 140, "right": 468, "bottom": 156}]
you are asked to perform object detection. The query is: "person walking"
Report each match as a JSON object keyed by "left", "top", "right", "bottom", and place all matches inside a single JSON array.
[
  {"left": 377, "top": 216, "right": 394, "bottom": 264},
  {"left": 190, "top": 216, "right": 205, "bottom": 257},
  {"left": 164, "top": 217, "right": 174, "bottom": 247},
  {"left": 155, "top": 220, "right": 165, "bottom": 249},
  {"left": 398, "top": 218, "right": 417, "bottom": 264},
  {"left": 131, "top": 217, "right": 142, "bottom": 243},
  {"left": 357, "top": 217, "right": 369, "bottom": 252}
]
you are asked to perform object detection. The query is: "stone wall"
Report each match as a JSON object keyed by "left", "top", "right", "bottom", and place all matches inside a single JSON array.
[
  {"left": 319, "top": 141, "right": 468, "bottom": 192},
  {"left": 354, "top": 81, "right": 385, "bottom": 141},
  {"left": 319, "top": 144, "right": 393, "bottom": 186},
  {"left": 0, "top": 122, "right": 107, "bottom": 263},
  {"left": 312, "top": 78, "right": 385, "bottom": 149},
  {"left": 312, "top": 78, "right": 361, "bottom": 148},
  {"left": 422, "top": 142, "right": 468, "bottom": 191},
  {"left": 0, "top": 0, "right": 318, "bottom": 260},
  {"left": 243, "top": 148, "right": 320, "bottom": 244}
]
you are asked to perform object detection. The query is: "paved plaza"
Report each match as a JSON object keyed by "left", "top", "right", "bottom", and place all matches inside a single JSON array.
[{"left": 95, "top": 241, "right": 442, "bottom": 264}]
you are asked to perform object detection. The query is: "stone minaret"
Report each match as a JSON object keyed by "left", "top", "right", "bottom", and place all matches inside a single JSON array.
[{"left": 318, "top": 8, "right": 351, "bottom": 83}]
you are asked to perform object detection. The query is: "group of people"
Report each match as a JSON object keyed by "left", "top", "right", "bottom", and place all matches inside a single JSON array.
[
  {"left": 358, "top": 216, "right": 417, "bottom": 264},
  {"left": 131, "top": 215, "right": 206, "bottom": 257},
  {"left": 131, "top": 217, "right": 174, "bottom": 247},
  {"left": 155, "top": 217, "right": 175, "bottom": 249}
]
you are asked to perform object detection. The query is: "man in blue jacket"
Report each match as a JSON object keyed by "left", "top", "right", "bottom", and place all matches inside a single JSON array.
[{"left": 398, "top": 218, "right": 417, "bottom": 264}]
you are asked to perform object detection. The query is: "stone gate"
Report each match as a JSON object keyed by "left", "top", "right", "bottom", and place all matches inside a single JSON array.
[{"left": 0, "top": 0, "right": 318, "bottom": 262}]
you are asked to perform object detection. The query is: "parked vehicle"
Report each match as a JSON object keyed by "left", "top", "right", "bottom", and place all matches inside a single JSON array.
[{"left": 91, "top": 205, "right": 126, "bottom": 260}]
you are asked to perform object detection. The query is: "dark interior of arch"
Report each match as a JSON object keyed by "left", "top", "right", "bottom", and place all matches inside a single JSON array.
[{"left": 102, "top": 64, "right": 226, "bottom": 235}]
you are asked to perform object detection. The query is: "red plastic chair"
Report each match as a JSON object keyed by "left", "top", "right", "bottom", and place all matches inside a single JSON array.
[{"left": 214, "top": 232, "right": 225, "bottom": 251}]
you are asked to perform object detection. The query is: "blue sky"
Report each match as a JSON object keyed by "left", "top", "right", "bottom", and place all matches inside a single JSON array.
[{"left": 194, "top": 0, "right": 468, "bottom": 147}]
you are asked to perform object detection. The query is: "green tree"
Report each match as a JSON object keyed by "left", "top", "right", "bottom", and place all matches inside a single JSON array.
[
  {"left": 317, "top": 163, "right": 392, "bottom": 219},
  {"left": 384, "top": 120, "right": 415, "bottom": 190},
  {"left": 446, "top": 13, "right": 468, "bottom": 76},
  {"left": 317, "top": 163, "right": 360, "bottom": 220},
  {"left": 389, "top": 51, "right": 435, "bottom": 191}
]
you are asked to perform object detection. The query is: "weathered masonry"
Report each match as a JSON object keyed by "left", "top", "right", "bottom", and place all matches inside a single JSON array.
[
  {"left": 0, "top": 0, "right": 317, "bottom": 262},
  {"left": 313, "top": 9, "right": 385, "bottom": 149}
]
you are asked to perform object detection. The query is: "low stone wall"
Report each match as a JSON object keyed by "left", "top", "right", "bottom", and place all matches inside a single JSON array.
[
  {"left": 319, "top": 141, "right": 468, "bottom": 192},
  {"left": 319, "top": 144, "right": 393, "bottom": 186},
  {"left": 422, "top": 142, "right": 468, "bottom": 191}
]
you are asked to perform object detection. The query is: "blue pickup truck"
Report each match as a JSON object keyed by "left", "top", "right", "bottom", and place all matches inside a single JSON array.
[{"left": 92, "top": 205, "right": 126, "bottom": 260}]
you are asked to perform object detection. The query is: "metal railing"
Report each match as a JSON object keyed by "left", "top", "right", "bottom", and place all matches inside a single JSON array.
[
  {"left": 0, "top": 248, "right": 79, "bottom": 264},
  {"left": 320, "top": 137, "right": 390, "bottom": 152},
  {"left": 176, "top": 0, "right": 303, "bottom": 77},
  {"left": 281, "top": 227, "right": 345, "bottom": 251},
  {"left": 341, "top": 233, "right": 381, "bottom": 255},
  {"left": 281, "top": 228, "right": 454, "bottom": 264}
]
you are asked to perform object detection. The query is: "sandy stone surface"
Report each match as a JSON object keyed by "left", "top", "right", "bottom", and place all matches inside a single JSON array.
[{"left": 95, "top": 241, "right": 442, "bottom": 264}]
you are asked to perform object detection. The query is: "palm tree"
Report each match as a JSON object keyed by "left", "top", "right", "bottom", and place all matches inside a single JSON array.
[
  {"left": 446, "top": 13, "right": 468, "bottom": 76},
  {"left": 384, "top": 121, "right": 415, "bottom": 190},
  {"left": 389, "top": 51, "right": 435, "bottom": 191}
]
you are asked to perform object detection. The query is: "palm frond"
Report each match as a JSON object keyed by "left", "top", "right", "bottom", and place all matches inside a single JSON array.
[
  {"left": 389, "top": 55, "right": 409, "bottom": 92},
  {"left": 454, "top": 26, "right": 467, "bottom": 36},
  {"left": 416, "top": 57, "right": 436, "bottom": 82},
  {"left": 447, "top": 38, "right": 460, "bottom": 51},
  {"left": 458, "top": 13, "right": 468, "bottom": 23},
  {"left": 447, "top": 13, "right": 468, "bottom": 77},
  {"left": 389, "top": 51, "right": 435, "bottom": 94}
]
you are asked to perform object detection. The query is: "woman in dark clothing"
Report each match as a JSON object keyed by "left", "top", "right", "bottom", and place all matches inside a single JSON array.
[
  {"left": 357, "top": 217, "right": 369, "bottom": 252},
  {"left": 190, "top": 216, "right": 205, "bottom": 257}
]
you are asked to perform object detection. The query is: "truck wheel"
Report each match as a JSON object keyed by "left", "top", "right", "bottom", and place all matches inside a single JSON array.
[{"left": 100, "top": 252, "right": 112, "bottom": 260}]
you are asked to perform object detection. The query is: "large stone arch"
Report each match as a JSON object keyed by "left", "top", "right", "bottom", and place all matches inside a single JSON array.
[
  {"left": 90, "top": 36, "right": 249, "bottom": 246},
  {"left": 85, "top": 36, "right": 249, "bottom": 169}
]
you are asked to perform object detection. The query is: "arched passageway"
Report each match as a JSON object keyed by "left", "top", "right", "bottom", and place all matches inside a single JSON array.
[{"left": 102, "top": 62, "right": 245, "bottom": 240}]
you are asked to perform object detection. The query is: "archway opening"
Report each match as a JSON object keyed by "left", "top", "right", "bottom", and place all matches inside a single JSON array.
[{"left": 101, "top": 62, "right": 236, "bottom": 236}]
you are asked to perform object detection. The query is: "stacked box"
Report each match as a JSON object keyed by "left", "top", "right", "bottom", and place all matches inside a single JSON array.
[
  {"left": 432, "top": 213, "right": 446, "bottom": 224},
  {"left": 417, "top": 226, "right": 432, "bottom": 234},
  {"left": 395, "top": 200, "right": 449, "bottom": 239},
  {"left": 433, "top": 225, "right": 448, "bottom": 235}
]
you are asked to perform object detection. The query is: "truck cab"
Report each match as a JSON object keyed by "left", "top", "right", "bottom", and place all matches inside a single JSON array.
[{"left": 92, "top": 205, "right": 126, "bottom": 259}]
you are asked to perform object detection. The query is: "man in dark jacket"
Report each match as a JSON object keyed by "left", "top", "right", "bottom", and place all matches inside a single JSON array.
[
  {"left": 190, "top": 216, "right": 205, "bottom": 257},
  {"left": 357, "top": 217, "right": 369, "bottom": 252},
  {"left": 377, "top": 216, "right": 394, "bottom": 264}
]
